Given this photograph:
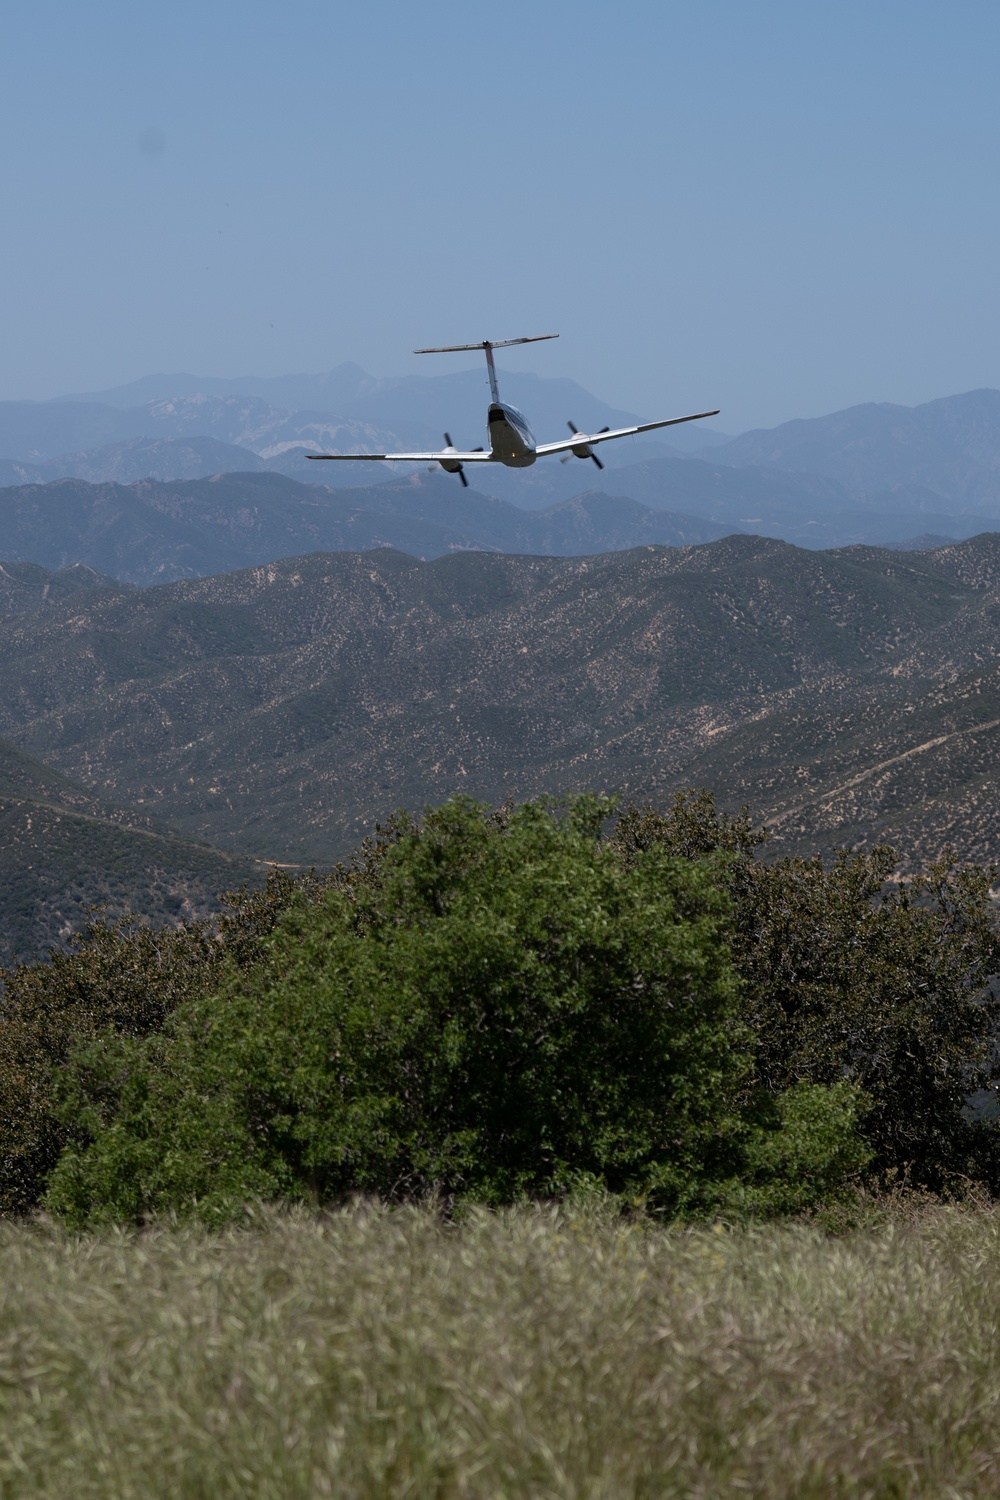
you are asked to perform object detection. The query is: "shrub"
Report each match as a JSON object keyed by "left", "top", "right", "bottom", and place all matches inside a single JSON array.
[
  {"left": 45, "top": 796, "right": 869, "bottom": 1225},
  {"left": 0, "top": 868, "right": 340, "bottom": 1213},
  {"left": 616, "top": 793, "right": 1000, "bottom": 1187}
]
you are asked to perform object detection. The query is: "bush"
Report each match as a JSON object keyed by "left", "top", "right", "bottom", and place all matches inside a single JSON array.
[
  {"left": 45, "top": 796, "right": 869, "bottom": 1225},
  {"left": 616, "top": 793, "right": 1000, "bottom": 1187},
  {"left": 0, "top": 868, "right": 340, "bottom": 1213},
  {"left": 738, "top": 846, "right": 1000, "bottom": 1185}
]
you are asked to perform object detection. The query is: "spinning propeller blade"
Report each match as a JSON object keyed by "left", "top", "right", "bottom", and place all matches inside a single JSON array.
[
  {"left": 443, "top": 434, "right": 468, "bottom": 487},
  {"left": 560, "top": 421, "right": 607, "bottom": 470}
]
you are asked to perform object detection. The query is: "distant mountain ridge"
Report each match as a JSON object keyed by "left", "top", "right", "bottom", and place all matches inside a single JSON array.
[
  {"left": 0, "top": 472, "right": 731, "bottom": 585},
  {"left": 54, "top": 362, "right": 647, "bottom": 445},
  {"left": 2, "top": 464, "right": 994, "bottom": 588},
  {"left": 708, "top": 388, "right": 1000, "bottom": 510},
  {"left": 0, "top": 394, "right": 393, "bottom": 471},
  {"left": 0, "top": 436, "right": 268, "bottom": 488}
]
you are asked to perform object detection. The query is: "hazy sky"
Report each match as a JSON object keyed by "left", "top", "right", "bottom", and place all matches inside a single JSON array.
[{"left": 2, "top": 0, "right": 999, "bottom": 430}]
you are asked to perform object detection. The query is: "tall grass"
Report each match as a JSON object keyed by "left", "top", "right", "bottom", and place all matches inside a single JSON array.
[{"left": 0, "top": 1202, "right": 999, "bottom": 1496}]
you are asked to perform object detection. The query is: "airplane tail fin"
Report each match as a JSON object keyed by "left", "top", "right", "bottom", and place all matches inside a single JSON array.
[{"left": 413, "top": 335, "right": 558, "bottom": 404}]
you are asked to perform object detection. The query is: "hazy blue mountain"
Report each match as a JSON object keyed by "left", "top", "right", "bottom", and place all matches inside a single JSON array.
[
  {"left": 2, "top": 465, "right": 992, "bottom": 586},
  {"left": 59, "top": 364, "right": 732, "bottom": 447},
  {"left": 0, "top": 471, "right": 730, "bottom": 584},
  {"left": 0, "top": 437, "right": 268, "bottom": 487},
  {"left": 14, "top": 374, "right": 1000, "bottom": 540},
  {"left": 0, "top": 402, "right": 151, "bottom": 461},
  {"left": 0, "top": 428, "right": 709, "bottom": 492},
  {"left": 883, "top": 533, "right": 959, "bottom": 551},
  {"left": 0, "top": 396, "right": 397, "bottom": 468},
  {"left": 705, "top": 388, "right": 1000, "bottom": 512},
  {"left": 668, "top": 424, "right": 732, "bottom": 452},
  {"left": 472, "top": 453, "right": 995, "bottom": 547},
  {"left": 57, "top": 363, "right": 641, "bottom": 445},
  {"left": 474, "top": 451, "right": 847, "bottom": 513}
]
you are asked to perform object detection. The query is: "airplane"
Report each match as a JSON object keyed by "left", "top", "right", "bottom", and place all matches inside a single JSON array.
[{"left": 306, "top": 335, "right": 719, "bottom": 487}]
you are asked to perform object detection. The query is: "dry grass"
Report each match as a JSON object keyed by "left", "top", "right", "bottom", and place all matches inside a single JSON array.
[{"left": 0, "top": 1202, "right": 998, "bottom": 1496}]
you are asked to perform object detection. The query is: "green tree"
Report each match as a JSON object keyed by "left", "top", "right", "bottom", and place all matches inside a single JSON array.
[{"left": 44, "top": 796, "right": 865, "bottom": 1225}]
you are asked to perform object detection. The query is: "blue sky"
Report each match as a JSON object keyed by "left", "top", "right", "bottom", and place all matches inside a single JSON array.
[{"left": 2, "top": 0, "right": 999, "bottom": 430}]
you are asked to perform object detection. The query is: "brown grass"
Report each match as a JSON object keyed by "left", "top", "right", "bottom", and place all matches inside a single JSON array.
[{"left": 0, "top": 1201, "right": 998, "bottom": 1496}]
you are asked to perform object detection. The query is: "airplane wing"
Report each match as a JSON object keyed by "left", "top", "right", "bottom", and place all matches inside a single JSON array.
[
  {"left": 307, "top": 449, "right": 493, "bottom": 463},
  {"left": 533, "top": 409, "right": 720, "bottom": 457}
]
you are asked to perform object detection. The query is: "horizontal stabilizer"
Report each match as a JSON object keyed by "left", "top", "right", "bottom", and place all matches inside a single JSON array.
[{"left": 414, "top": 335, "right": 559, "bottom": 354}]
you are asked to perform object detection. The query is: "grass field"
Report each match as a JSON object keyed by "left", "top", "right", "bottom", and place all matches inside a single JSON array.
[{"left": 1, "top": 1201, "right": 999, "bottom": 1497}]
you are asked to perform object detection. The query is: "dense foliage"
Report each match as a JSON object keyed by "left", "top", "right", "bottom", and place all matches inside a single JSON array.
[
  {"left": 0, "top": 869, "right": 333, "bottom": 1213},
  {"left": 44, "top": 797, "right": 867, "bottom": 1224},
  {"left": 2, "top": 788, "right": 997, "bottom": 1224},
  {"left": 616, "top": 791, "right": 1000, "bottom": 1184}
]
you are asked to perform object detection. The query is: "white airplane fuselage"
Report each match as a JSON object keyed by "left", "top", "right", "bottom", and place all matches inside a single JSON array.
[{"left": 487, "top": 401, "right": 537, "bottom": 466}]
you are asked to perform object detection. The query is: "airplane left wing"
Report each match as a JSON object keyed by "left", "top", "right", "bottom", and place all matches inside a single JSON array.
[
  {"left": 307, "top": 449, "right": 493, "bottom": 463},
  {"left": 534, "top": 409, "right": 720, "bottom": 457}
]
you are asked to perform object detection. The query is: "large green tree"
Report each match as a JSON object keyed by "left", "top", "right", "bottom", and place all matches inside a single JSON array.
[{"left": 46, "top": 796, "right": 867, "bottom": 1225}]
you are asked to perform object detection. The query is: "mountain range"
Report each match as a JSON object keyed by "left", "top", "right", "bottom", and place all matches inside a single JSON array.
[
  {"left": 2, "top": 535, "right": 999, "bottom": 879},
  {"left": 4, "top": 372, "right": 1000, "bottom": 556},
  {"left": 0, "top": 472, "right": 730, "bottom": 585},
  {"left": 2, "top": 455, "right": 996, "bottom": 591}
]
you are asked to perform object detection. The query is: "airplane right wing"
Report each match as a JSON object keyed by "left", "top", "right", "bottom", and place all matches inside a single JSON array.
[{"left": 534, "top": 409, "right": 720, "bottom": 457}]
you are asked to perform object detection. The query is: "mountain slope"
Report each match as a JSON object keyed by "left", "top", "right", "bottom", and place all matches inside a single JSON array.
[
  {"left": 0, "top": 738, "right": 262, "bottom": 963},
  {"left": 0, "top": 559, "right": 122, "bottom": 614},
  {"left": 56, "top": 364, "right": 642, "bottom": 445},
  {"left": 0, "top": 537, "right": 996, "bottom": 867},
  {"left": 11, "top": 377, "right": 1000, "bottom": 546},
  {"left": 0, "top": 396, "right": 392, "bottom": 471},
  {"left": 5, "top": 462, "right": 989, "bottom": 589}
]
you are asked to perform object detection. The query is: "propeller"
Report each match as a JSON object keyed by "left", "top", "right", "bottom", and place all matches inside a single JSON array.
[
  {"left": 433, "top": 436, "right": 486, "bottom": 486},
  {"left": 442, "top": 432, "right": 468, "bottom": 486},
  {"left": 560, "top": 421, "right": 610, "bottom": 470}
]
